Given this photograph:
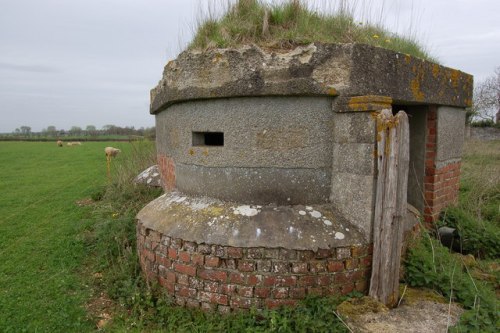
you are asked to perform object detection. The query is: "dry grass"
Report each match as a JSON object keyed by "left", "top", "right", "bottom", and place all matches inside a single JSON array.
[{"left": 189, "top": 0, "right": 436, "bottom": 61}]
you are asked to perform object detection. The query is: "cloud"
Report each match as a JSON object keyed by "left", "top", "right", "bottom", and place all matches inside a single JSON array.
[{"left": 0, "top": 62, "right": 61, "bottom": 73}]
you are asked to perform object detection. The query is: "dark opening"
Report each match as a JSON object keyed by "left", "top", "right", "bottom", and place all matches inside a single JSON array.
[{"left": 192, "top": 132, "right": 224, "bottom": 146}]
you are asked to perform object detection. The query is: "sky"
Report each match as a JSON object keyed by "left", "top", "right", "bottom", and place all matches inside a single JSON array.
[{"left": 0, "top": 0, "right": 499, "bottom": 133}]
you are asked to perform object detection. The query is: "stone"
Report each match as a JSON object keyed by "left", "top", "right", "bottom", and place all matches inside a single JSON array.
[{"left": 135, "top": 165, "right": 162, "bottom": 187}]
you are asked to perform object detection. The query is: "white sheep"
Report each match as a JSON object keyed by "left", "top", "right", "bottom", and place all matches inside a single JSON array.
[
  {"left": 105, "top": 147, "right": 121, "bottom": 179},
  {"left": 56, "top": 140, "right": 63, "bottom": 147}
]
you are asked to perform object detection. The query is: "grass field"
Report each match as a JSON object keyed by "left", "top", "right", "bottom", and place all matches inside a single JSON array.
[
  {"left": 0, "top": 141, "right": 130, "bottom": 332},
  {"left": 0, "top": 139, "right": 498, "bottom": 332}
]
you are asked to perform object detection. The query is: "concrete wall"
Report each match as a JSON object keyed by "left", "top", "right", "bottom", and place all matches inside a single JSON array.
[
  {"left": 436, "top": 106, "right": 466, "bottom": 168},
  {"left": 156, "top": 96, "right": 334, "bottom": 205},
  {"left": 330, "top": 112, "right": 377, "bottom": 240}
]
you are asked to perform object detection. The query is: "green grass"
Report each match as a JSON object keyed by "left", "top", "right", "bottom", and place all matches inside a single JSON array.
[
  {"left": 189, "top": 0, "right": 435, "bottom": 61},
  {"left": 0, "top": 141, "right": 130, "bottom": 332}
]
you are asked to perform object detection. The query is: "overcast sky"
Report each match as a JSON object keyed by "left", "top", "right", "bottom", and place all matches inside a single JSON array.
[{"left": 0, "top": 0, "right": 499, "bottom": 133}]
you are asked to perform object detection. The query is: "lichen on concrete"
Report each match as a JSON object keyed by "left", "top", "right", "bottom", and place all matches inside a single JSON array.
[{"left": 137, "top": 191, "right": 366, "bottom": 251}]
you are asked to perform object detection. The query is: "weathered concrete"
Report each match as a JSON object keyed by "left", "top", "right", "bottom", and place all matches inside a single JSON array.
[
  {"left": 156, "top": 96, "right": 333, "bottom": 204},
  {"left": 137, "top": 191, "right": 365, "bottom": 251},
  {"left": 436, "top": 106, "right": 466, "bottom": 168},
  {"left": 175, "top": 164, "right": 331, "bottom": 205},
  {"left": 151, "top": 43, "right": 472, "bottom": 114},
  {"left": 135, "top": 165, "right": 162, "bottom": 187}
]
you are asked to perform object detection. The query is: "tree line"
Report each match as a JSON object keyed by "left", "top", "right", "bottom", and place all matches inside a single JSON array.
[{"left": 8, "top": 124, "right": 155, "bottom": 139}]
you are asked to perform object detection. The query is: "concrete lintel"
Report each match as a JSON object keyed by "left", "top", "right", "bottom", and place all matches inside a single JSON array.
[{"left": 334, "top": 95, "right": 393, "bottom": 113}]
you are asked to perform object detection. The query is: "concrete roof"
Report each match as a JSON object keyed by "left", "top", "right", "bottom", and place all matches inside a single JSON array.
[{"left": 150, "top": 43, "right": 473, "bottom": 114}]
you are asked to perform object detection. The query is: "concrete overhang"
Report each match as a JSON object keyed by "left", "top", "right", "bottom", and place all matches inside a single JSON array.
[{"left": 150, "top": 43, "right": 473, "bottom": 114}]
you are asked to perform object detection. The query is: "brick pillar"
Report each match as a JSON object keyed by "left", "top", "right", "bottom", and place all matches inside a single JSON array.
[{"left": 423, "top": 106, "right": 462, "bottom": 224}]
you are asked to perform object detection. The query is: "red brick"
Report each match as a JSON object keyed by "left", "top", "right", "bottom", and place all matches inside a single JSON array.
[
  {"left": 254, "top": 287, "right": 271, "bottom": 298},
  {"left": 191, "top": 253, "right": 204, "bottom": 266},
  {"left": 309, "top": 261, "right": 327, "bottom": 273},
  {"left": 166, "top": 271, "right": 176, "bottom": 283},
  {"left": 201, "top": 302, "right": 215, "bottom": 312},
  {"left": 291, "top": 262, "right": 308, "bottom": 274},
  {"left": 290, "top": 287, "right": 306, "bottom": 299},
  {"left": 263, "top": 276, "right": 296, "bottom": 287},
  {"left": 204, "top": 281, "right": 219, "bottom": 293},
  {"left": 327, "top": 261, "right": 345, "bottom": 272},
  {"left": 186, "top": 299, "right": 200, "bottom": 309},
  {"left": 345, "top": 259, "right": 359, "bottom": 270},
  {"left": 297, "top": 250, "right": 315, "bottom": 261},
  {"left": 355, "top": 280, "right": 369, "bottom": 292},
  {"left": 341, "top": 283, "right": 355, "bottom": 294},
  {"left": 205, "top": 256, "right": 220, "bottom": 268},
  {"left": 176, "top": 286, "right": 197, "bottom": 298},
  {"left": 265, "top": 299, "right": 297, "bottom": 309},
  {"left": 247, "top": 248, "right": 264, "bottom": 259},
  {"left": 238, "top": 260, "right": 255, "bottom": 272},
  {"left": 199, "top": 269, "right": 227, "bottom": 282},
  {"left": 246, "top": 274, "right": 263, "bottom": 286},
  {"left": 273, "top": 287, "right": 289, "bottom": 299},
  {"left": 271, "top": 262, "right": 289, "bottom": 273},
  {"left": 168, "top": 248, "right": 178, "bottom": 260},
  {"left": 157, "top": 255, "right": 171, "bottom": 268},
  {"left": 177, "top": 273, "right": 189, "bottom": 286},
  {"left": 143, "top": 249, "right": 155, "bottom": 262},
  {"left": 316, "top": 275, "right": 331, "bottom": 286},
  {"left": 199, "top": 291, "right": 228, "bottom": 305},
  {"left": 230, "top": 296, "right": 259, "bottom": 309},
  {"left": 229, "top": 272, "right": 245, "bottom": 284},
  {"left": 359, "top": 256, "right": 372, "bottom": 268},
  {"left": 307, "top": 287, "right": 324, "bottom": 296},
  {"left": 298, "top": 275, "right": 316, "bottom": 287},
  {"left": 226, "top": 247, "right": 243, "bottom": 258},
  {"left": 351, "top": 246, "right": 368, "bottom": 258},
  {"left": 178, "top": 251, "right": 191, "bottom": 263},
  {"left": 174, "top": 262, "right": 196, "bottom": 276},
  {"left": 237, "top": 286, "right": 254, "bottom": 298},
  {"left": 220, "top": 284, "right": 237, "bottom": 295},
  {"left": 315, "top": 248, "right": 331, "bottom": 259}
]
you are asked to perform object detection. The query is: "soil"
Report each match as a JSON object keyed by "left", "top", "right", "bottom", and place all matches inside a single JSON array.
[{"left": 338, "top": 288, "right": 464, "bottom": 333}]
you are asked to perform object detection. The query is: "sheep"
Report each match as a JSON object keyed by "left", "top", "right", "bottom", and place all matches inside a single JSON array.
[
  {"left": 56, "top": 140, "right": 63, "bottom": 147},
  {"left": 67, "top": 142, "right": 82, "bottom": 146},
  {"left": 105, "top": 147, "right": 121, "bottom": 179},
  {"left": 105, "top": 147, "right": 121, "bottom": 157}
]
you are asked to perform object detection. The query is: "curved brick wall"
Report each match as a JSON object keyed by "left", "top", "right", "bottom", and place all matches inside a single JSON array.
[{"left": 137, "top": 221, "right": 372, "bottom": 312}]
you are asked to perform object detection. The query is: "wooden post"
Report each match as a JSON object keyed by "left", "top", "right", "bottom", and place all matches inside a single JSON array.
[{"left": 369, "top": 109, "right": 410, "bottom": 307}]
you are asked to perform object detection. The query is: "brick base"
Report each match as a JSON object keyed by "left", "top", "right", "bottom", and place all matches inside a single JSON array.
[{"left": 137, "top": 221, "right": 372, "bottom": 312}]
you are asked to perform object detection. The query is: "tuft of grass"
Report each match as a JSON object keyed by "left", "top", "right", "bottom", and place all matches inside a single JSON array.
[
  {"left": 189, "top": 0, "right": 436, "bottom": 61},
  {"left": 404, "top": 233, "right": 498, "bottom": 333}
]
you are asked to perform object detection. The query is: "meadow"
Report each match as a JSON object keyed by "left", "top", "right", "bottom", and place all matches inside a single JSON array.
[{"left": 0, "top": 141, "right": 129, "bottom": 332}]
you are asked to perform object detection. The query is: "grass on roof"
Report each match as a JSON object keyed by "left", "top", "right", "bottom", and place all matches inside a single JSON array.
[{"left": 189, "top": 0, "right": 436, "bottom": 62}]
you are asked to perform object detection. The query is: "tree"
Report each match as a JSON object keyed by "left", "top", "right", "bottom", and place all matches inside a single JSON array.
[
  {"left": 472, "top": 67, "right": 500, "bottom": 124},
  {"left": 69, "top": 126, "right": 82, "bottom": 136},
  {"left": 85, "top": 125, "right": 97, "bottom": 136},
  {"left": 46, "top": 126, "right": 57, "bottom": 137},
  {"left": 20, "top": 126, "right": 31, "bottom": 136}
]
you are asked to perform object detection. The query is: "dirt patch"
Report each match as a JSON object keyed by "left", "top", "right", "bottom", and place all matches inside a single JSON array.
[
  {"left": 75, "top": 198, "right": 95, "bottom": 207},
  {"left": 338, "top": 288, "right": 464, "bottom": 333}
]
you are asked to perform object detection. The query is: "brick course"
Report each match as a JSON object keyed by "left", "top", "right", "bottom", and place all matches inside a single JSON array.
[
  {"left": 424, "top": 107, "right": 461, "bottom": 224},
  {"left": 137, "top": 221, "right": 372, "bottom": 312}
]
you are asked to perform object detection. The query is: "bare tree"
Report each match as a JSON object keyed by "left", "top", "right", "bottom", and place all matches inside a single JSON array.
[{"left": 473, "top": 67, "right": 500, "bottom": 124}]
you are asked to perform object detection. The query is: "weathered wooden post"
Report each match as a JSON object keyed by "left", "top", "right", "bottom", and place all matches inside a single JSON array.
[{"left": 369, "top": 109, "right": 410, "bottom": 307}]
